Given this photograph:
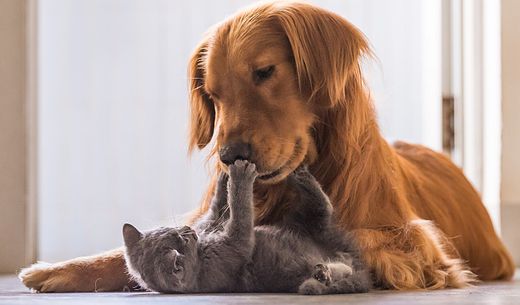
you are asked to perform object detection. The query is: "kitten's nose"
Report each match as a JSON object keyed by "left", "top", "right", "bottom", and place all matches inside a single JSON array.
[{"left": 219, "top": 142, "right": 252, "bottom": 165}]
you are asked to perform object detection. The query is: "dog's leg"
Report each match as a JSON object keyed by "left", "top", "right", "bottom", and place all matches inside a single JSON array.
[
  {"left": 353, "top": 220, "right": 476, "bottom": 290},
  {"left": 19, "top": 247, "right": 135, "bottom": 292}
]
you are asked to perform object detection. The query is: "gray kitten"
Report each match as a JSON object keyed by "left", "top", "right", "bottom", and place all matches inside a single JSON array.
[{"left": 123, "top": 160, "right": 371, "bottom": 294}]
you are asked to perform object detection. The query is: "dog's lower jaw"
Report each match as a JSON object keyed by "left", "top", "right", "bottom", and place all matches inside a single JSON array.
[{"left": 257, "top": 138, "right": 309, "bottom": 184}]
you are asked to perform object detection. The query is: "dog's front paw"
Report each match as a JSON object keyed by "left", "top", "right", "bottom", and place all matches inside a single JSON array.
[{"left": 229, "top": 160, "right": 258, "bottom": 184}]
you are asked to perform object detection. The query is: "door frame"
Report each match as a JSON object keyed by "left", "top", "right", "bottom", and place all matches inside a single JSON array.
[
  {"left": 442, "top": 0, "right": 502, "bottom": 231},
  {"left": 0, "top": 0, "right": 38, "bottom": 273}
]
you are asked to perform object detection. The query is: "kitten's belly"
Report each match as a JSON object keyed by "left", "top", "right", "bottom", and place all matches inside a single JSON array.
[{"left": 245, "top": 226, "right": 326, "bottom": 292}]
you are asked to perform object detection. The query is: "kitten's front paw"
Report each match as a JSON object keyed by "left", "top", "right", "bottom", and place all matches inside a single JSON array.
[
  {"left": 287, "top": 165, "right": 319, "bottom": 187},
  {"left": 293, "top": 165, "right": 311, "bottom": 176},
  {"left": 229, "top": 160, "right": 258, "bottom": 183}
]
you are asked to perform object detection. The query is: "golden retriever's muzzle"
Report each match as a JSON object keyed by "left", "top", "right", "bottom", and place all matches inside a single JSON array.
[{"left": 219, "top": 138, "right": 304, "bottom": 183}]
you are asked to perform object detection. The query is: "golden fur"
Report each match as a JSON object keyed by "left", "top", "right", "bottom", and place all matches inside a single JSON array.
[
  {"left": 20, "top": 1, "right": 514, "bottom": 292},
  {"left": 189, "top": 1, "right": 514, "bottom": 289}
]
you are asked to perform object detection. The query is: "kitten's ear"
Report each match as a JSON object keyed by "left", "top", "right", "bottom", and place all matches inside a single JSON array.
[{"left": 123, "top": 223, "right": 142, "bottom": 247}]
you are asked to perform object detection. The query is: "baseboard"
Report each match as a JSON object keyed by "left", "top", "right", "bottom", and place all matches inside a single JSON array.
[{"left": 501, "top": 202, "right": 520, "bottom": 266}]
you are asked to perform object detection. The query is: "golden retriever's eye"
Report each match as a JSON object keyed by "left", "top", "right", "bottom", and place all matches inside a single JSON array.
[{"left": 253, "top": 65, "right": 275, "bottom": 84}]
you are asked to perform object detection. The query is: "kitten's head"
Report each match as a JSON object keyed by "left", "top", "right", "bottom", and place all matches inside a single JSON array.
[{"left": 122, "top": 223, "right": 199, "bottom": 293}]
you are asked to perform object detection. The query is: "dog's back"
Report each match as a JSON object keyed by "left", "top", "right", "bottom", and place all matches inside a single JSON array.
[{"left": 394, "top": 141, "right": 515, "bottom": 280}]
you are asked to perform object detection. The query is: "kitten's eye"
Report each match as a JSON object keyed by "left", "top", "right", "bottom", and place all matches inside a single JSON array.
[{"left": 253, "top": 65, "right": 275, "bottom": 84}]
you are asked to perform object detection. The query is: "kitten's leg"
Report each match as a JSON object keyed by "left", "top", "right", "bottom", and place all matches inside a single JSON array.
[
  {"left": 298, "top": 278, "right": 328, "bottom": 295},
  {"left": 225, "top": 160, "right": 257, "bottom": 246},
  {"left": 299, "top": 262, "right": 369, "bottom": 295},
  {"left": 194, "top": 161, "right": 257, "bottom": 292},
  {"left": 285, "top": 166, "right": 333, "bottom": 235},
  {"left": 327, "top": 273, "right": 371, "bottom": 294},
  {"left": 193, "top": 172, "right": 229, "bottom": 232}
]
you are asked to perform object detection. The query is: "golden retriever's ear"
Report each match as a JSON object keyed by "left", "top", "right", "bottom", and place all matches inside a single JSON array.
[
  {"left": 274, "top": 3, "right": 370, "bottom": 106},
  {"left": 188, "top": 40, "right": 215, "bottom": 152}
]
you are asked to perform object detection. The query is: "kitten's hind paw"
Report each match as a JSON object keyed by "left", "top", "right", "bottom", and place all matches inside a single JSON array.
[
  {"left": 298, "top": 278, "right": 327, "bottom": 295},
  {"left": 313, "top": 264, "right": 332, "bottom": 286}
]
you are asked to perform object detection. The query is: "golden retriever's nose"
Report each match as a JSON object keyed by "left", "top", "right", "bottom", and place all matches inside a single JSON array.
[{"left": 219, "top": 142, "right": 252, "bottom": 165}]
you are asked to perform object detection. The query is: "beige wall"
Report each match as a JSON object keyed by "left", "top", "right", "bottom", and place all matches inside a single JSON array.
[
  {"left": 501, "top": 0, "right": 520, "bottom": 265},
  {"left": 501, "top": 0, "right": 520, "bottom": 205},
  {"left": 0, "top": 0, "right": 32, "bottom": 273}
]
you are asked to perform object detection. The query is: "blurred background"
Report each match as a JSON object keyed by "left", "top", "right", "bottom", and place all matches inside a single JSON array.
[{"left": 0, "top": 0, "right": 518, "bottom": 273}]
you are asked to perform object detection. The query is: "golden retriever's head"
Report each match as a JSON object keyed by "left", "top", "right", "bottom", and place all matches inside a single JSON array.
[{"left": 188, "top": 1, "right": 368, "bottom": 184}]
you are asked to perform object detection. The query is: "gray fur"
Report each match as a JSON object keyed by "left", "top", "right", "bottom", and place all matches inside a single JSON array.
[{"left": 123, "top": 160, "right": 371, "bottom": 294}]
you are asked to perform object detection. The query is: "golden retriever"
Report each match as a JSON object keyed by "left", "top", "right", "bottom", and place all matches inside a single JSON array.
[{"left": 20, "top": 1, "right": 514, "bottom": 291}]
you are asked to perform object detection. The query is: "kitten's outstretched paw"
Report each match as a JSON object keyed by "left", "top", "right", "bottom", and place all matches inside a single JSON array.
[
  {"left": 229, "top": 160, "right": 257, "bottom": 183},
  {"left": 313, "top": 264, "right": 332, "bottom": 286}
]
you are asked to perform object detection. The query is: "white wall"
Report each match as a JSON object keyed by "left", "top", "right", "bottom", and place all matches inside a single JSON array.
[
  {"left": 38, "top": 0, "right": 441, "bottom": 261},
  {"left": 313, "top": 0, "right": 440, "bottom": 147}
]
